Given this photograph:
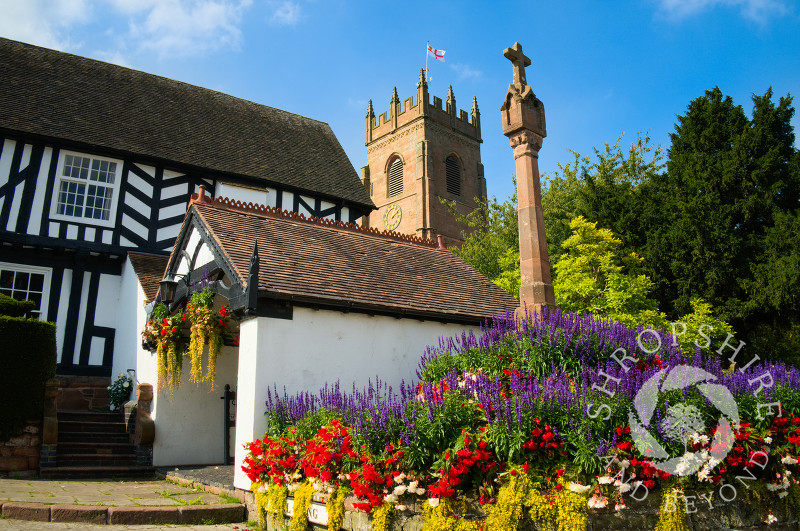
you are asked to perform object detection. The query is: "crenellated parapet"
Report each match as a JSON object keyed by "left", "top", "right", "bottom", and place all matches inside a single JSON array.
[{"left": 366, "top": 69, "right": 482, "bottom": 146}]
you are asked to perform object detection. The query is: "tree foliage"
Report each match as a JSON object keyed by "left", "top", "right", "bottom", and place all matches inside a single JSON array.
[
  {"left": 450, "top": 87, "right": 798, "bottom": 362},
  {"left": 640, "top": 87, "right": 800, "bottom": 357},
  {"left": 553, "top": 216, "right": 662, "bottom": 327}
]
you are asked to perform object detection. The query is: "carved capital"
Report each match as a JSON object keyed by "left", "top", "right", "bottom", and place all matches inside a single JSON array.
[{"left": 509, "top": 131, "right": 543, "bottom": 159}]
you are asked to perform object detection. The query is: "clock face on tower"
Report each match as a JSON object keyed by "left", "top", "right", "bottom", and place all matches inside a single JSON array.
[{"left": 383, "top": 203, "right": 402, "bottom": 231}]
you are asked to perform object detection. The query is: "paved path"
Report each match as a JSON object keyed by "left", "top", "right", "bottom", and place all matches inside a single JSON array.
[
  {"left": 0, "top": 478, "right": 233, "bottom": 506},
  {"left": 0, "top": 472, "right": 247, "bottom": 526}
]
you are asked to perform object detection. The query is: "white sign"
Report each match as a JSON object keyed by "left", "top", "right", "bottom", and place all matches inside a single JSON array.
[{"left": 285, "top": 498, "right": 329, "bottom": 525}]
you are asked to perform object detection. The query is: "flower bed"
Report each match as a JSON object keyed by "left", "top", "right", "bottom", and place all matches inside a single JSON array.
[{"left": 244, "top": 309, "right": 800, "bottom": 530}]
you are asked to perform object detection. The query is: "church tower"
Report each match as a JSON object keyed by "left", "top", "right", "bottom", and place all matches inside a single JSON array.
[{"left": 361, "top": 70, "right": 486, "bottom": 245}]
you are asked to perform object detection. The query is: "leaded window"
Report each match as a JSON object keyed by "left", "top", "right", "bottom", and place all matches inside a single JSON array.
[{"left": 52, "top": 152, "right": 121, "bottom": 226}]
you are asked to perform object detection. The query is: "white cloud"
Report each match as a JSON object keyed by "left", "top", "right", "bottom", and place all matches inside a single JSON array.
[
  {"left": 266, "top": 0, "right": 301, "bottom": 26},
  {"left": 657, "top": 0, "right": 789, "bottom": 22},
  {"left": 0, "top": 0, "right": 91, "bottom": 51},
  {"left": 451, "top": 63, "right": 482, "bottom": 80},
  {"left": 117, "top": 0, "right": 253, "bottom": 58}
]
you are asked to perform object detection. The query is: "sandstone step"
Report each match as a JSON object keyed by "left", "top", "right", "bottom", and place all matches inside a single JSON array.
[
  {"left": 57, "top": 410, "right": 124, "bottom": 423},
  {"left": 56, "top": 453, "right": 138, "bottom": 467},
  {"left": 58, "top": 420, "right": 128, "bottom": 433},
  {"left": 57, "top": 441, "right": 135, "bottom": 454},
  {"left": 39, "top": 465, "right": 156, "bottom": 480},
  {"left": 58, "top": 431, "right": 131, "bottom": 444}
]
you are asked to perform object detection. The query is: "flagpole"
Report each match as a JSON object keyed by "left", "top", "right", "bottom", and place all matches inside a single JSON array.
[{"left": 425, "top": 40, "right": 429, "bottom": 82}]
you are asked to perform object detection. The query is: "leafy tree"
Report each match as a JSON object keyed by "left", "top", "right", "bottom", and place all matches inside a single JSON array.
[
  {"left": 446, "top": 190, "right": 518, "bottom": 283},
  {"left": 553, "top": 216, "right": 662, "bottom": 327},
  {"left": 641, "top": 87, "right": 800, "bottom": 356},
  {"left": 491, "top": 248, "right": 520, "bottom": 298}
]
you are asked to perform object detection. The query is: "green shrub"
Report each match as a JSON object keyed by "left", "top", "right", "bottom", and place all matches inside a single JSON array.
[
  {"left": 0, "top": 293, "right": 36, "bottom": 317},
  {"left": 0, "top": 314, "right": 57, "bottom": 441}
]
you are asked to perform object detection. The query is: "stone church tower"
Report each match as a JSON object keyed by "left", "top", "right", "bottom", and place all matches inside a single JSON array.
[{"left": 361, "top": 70, "right": 486, "bottom": 245}]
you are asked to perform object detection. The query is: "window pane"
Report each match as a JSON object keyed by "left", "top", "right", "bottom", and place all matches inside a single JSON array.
[
  {"left": 27, "top": 292, "right": 42, "bottom": 309},
  {"left": 0, "top": 270, "right": 13, "bottom": 290},
  {"left": 13, "top": 272, "right": 29, "bottom": 291},
  {"left": 29, "top": 273, "right": 44, "bottom": 292}
]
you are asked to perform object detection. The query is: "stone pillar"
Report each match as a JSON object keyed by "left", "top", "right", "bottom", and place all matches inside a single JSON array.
[
  {"left": 500, "top": 42, "right": 555, "bottom": 315},
  {"left": 39, "top": 378, "right": 59, "bottom": 468},
  {"left": 133, "top": 383, "right": 154, "bottom": 466}
]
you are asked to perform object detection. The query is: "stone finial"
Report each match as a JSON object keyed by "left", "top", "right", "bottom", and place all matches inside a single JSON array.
[
  {"left": 366, "top": 99, "right": 374, "bottom": 118},
  {"left": 417, "top": 68, "right": 427, "bottom": 89},
  {"left": 391, "top": 87, "right": 400, "bottom": 105},
  {"left": 471, "top": 96, "right": 480, "bottom": 117},
  {"left": 504, "top": 42, "right": 531, "bottom": 87},
  {"left": 446, "top": 85, "right": 456, "bottom": 116}
]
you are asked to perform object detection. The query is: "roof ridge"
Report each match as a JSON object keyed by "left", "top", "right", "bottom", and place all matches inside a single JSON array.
[{"left": 190, "top": 186, "right": 443, "bottom": 249}]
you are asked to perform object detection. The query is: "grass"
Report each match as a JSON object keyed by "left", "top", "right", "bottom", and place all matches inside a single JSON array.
[{"left": 219, "top": 492, "right": 240, "bottom": 504}]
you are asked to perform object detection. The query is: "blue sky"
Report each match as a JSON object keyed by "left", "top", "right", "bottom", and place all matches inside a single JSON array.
[{"left": 1, "top": 0, "right": 797, "bottom": 201}]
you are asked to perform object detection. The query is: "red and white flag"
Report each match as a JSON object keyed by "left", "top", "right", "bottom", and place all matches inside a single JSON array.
[{"left": 427, "top": 44, "right": 445, "bottom": 62}]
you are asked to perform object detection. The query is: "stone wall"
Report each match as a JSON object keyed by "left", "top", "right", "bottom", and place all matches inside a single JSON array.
[
  {"left": 0, "top": 420, "right": 41, "bottom": 478},
  {"left": 252, "top": 490, "right": 797, "bottom": 531},
  {"left": 55, "top": 375, "right": 110, "bottom": 410}
]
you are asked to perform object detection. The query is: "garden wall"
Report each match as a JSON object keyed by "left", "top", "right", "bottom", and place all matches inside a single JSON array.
[
  {"left": 0, "top": 420, "right": 42, "bottom": 478},
  {"left": 246, "top": 490, "right": 796, "bottom": 531}
]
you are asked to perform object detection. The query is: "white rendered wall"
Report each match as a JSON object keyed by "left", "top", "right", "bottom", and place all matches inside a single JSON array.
[
  {"left": 233, "top": 308, "right": 479, "bottom": 489},
  {"left": 111, "top": 260, "right": 143, "bottom": 402},
  {"left": 216, "top": 183, "right": 267, "bottom": 206},
  {"left": 151, "top": 345, "right": 239, "bottom": 466}
]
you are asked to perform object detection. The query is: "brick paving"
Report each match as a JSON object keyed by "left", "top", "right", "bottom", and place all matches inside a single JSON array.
[{"left": 0, "top": 475, "right": 247, "bottom": 527}]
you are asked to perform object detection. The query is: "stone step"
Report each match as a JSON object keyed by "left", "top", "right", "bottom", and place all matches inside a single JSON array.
[
  {"left": 58, "top": 420, "right": 128, "bottom": 433},
  {"left": 56, "top": 453, "right": 138, "bottom": 467},
  {"left": 39, "top": 465, "right": 156, "bottom": 480},
  {"left": 59, "top": 431, "right": 130, "bottom": 443},
  {"left": 57, "top": 410, "right": 124, "bottom": 423},
  {"left": 57, "top": 441, "right": 135, "bottom": 454}
]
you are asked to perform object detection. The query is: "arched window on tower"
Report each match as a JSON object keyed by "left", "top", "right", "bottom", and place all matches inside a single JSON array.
[
  {"left": 445, "top": 155, "right": 461, "bottom": 196},
  {"left": 388, "top": 158, "right": 403, "bottom": 197}
]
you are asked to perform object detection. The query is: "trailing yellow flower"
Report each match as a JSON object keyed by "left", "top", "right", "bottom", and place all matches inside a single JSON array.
[
  {"left": 524, "top": 488, "right": 557, "bottom": 527},
  {"left": 290, "top": 481, "right": 315, "bottom": 531},
  {"left": 484, "top": 474, "right": 530, "bottom": 530},
  {"left": 370, "top": 502, "right": 394, "bottom": 531},
  {"left": 265, "top": 482, "right": 288, "bottom": 529},
  {"left": 252, "top": 482, "right": 269, "bottom": 530},
  {"left": 326, "top": 486, "right": 348, "bottom": 531},
  {"left": 422, "top": 498, "right": 481, "bottom": 531},
  {"left": 553, "top": 486, "right": 587, "bottom": 531},
  {"left": 655, "top": 489, "right": 687, "bottom": 531},
  {"left": 185, "top": 287, "right": 231, "bottom": 390}
]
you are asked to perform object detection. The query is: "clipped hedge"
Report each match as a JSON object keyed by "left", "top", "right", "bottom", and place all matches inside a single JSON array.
[
  {"left": 0, "top": 293, "right": 35, "bottom": 317},
  {"left": 0, "top": 295, "right": 56, "bottom": 441}
]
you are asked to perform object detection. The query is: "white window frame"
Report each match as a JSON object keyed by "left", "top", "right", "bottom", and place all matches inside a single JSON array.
[
  {"left": 0, "top": 262, "right": 52, "bottom": 321},
  {"left": 50, "top": 150, "right": 122, "bottom": 228}
]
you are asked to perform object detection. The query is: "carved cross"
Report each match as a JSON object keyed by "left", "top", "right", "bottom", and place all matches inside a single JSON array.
[{"left": 503, "top": 42, "right": 531, "bottom": 87}]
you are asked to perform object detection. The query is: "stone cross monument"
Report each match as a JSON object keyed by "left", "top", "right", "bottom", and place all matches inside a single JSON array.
[{"left": 500, "top": 42, "right": 555, "bottom": 314}]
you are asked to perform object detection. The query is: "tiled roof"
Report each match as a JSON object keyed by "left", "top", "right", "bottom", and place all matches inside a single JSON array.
[
  {"left": 0, "top": 37, "right": 374, "bottom": 210},
  {"left": 128, "top": 252, "right": 169, "bottom": 301},
  {"left": 189, "top": 194, "right": 518, "bottom": 323}
]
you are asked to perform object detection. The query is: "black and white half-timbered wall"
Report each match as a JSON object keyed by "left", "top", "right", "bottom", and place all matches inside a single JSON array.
[{"left": 0, "top": 37, "right": 375, "bottom": 377}]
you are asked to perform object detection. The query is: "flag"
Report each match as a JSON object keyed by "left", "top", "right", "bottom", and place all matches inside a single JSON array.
[{"left": 427, "top": 44, "right": 445, "bottom": 62}]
